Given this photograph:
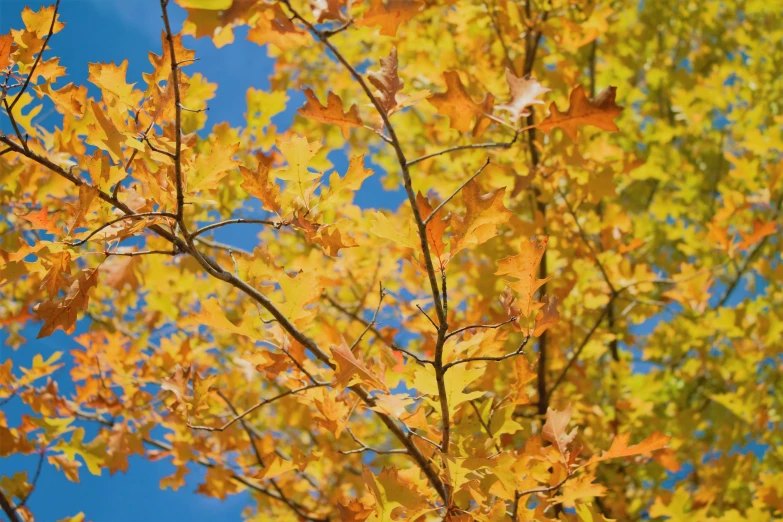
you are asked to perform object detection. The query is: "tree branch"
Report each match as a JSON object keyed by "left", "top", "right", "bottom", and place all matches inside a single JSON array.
[
  {"left": 444, "top": 336, "right": 530, "bottom": 372},
  {"left": 187, "top": 384, "right": 326, "bottom": 432},
  {"left": 423, "top": 158, "right": 491, "bottom": 225}
]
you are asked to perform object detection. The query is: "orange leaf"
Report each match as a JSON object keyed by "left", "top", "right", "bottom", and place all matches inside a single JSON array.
[
  {"left": 310, "top": 0, "right": 348, "bottom": 22},
  {"left": 590, "top": 431, "right": 671, "bottom": 464},
  {"left": 429, "top": 71, "right": 495, "bottom": 136},
  {"left": 330, "top": 339, "right": 389, "bottom": 393},
  {"left": 0, "top": 33, "right": 15, "bottom": 70},
  {"left": 537, "top": 85, "right": 623, "bottom": 140},
  {"left": 449, "top": 182, "right": 512, "bottom": 256},
  {"left": 18, "top": 207, "right": 61, "bottom": 235},
  {"left": 495, "top": 236, "right": 551, "bottom": 330},
  {"left": 33, "top": 268, "right": 100, "bottom": 339},
  {"left": 298, "top": 88, "right": 363, "bottom": 138},
  {"left": 495, "top": 70, "right": 550, "bottom": 122},
  {"left": 240, "top": 163, "right": 282, "bottom": 214},
  {"left": 356, "top": 0, "right": 423, "bottom": 36},
  {"left": 737, "top": 219, "right": 777, "bottom": 251}
]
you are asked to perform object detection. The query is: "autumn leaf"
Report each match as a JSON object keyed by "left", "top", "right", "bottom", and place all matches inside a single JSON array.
[
  {"left": 542, "top": 405, "right": 578, "bottom": 456},
  {"left": 356, "top": 0, "right": 423, "bottom": 36},
  {"left": 449, "top": 182, "right": 512, "bottom": 256},
  {"left": 240, "top": 163, "right": 282, "bottom": 214},
  {"left": 533, "top": 295, "right": 560, "bottom": 337},
  {"left": 495, "top": 70, "right": 550, "bottom": 122},
  {"left": 368, "top": 47, "right": 404, "bottom": 115},
  {"left": 429, "top": 71, "right": 495, "bottom": 136},
  {"left": 298, "top": 88, "right": 363, "bottom": 138},
  {"left": 40, "top": 251, "right": 71, "bottom": 298},
  {"left": 18, "top": 207, "right": 61, "bottom": 235},
  {"left": 590, "top": 431, "right": 671, "bottom": 464},
  {"left": 496, "top": 236, "right": 552, "bottom": 332},
  {"left": 537, "top": 85, "right": 623, "bottom": 140},
  {"left": 33, "top": 268, "right": 99, "bottom": 338},
  {"left": 330, "top": 339, "right": 389, "bottom": 393},
  {"left": 0, "top": 33, "right": 16, "bottom": 70}
]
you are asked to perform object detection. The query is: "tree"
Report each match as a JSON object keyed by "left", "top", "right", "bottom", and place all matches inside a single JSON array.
[{"left": 0, "top": 0, "right": 780, "bottom": 520}]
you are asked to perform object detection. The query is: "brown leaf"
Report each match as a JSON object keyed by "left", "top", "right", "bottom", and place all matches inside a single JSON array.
[
  {"left": 537, "top": 85, "right": 623, "bottom": 140},
  {"left": 368, "top": 47, "right": 404, "bottom": 115},
  {"left": 310, "top": 0, "right": 347, "bottom": 22},
  {"left": 33, "top": 268, "right": 99, "bottom": 338},
  {"left": 298, "top": 88, "right": 363, "bottom": 138},
  {"left": 542, "top": 405, "right": 577, "bottom": 456},
  {"left": 429, "top": 71, "right": 495, "bottom": 136},
  {"left": 40, "top": 251, "right": 71, "bottom": 298},
  {"left": 495, "top": 70, "right": 550, "bottom": 122},
  {"left": 533, "top": 295, "right": 560, "bottom": 337}
]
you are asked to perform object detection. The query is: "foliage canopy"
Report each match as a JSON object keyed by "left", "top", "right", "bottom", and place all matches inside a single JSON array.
[{"left": 1, "top": 0, "right": 782, "bottom": 520}]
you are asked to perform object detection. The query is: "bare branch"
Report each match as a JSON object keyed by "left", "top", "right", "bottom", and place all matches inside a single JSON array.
[
  {"left": 191, "top": 218, "right": 285, "bottom": 239},
  {"left": 423, "top": 158, "right": 491, "bottom": 225},
  {"left": 324, "top": 293, "right": 434, "bottom": 366},
  {"left": 340, "top": 428, "right": 407, "bottom": 455},
  {"left": 445, "top": 316, "right": 517, "bottom": 340},
  {"left": 444, "top": 336, "right": 530, "bottom": 372},
  {"left": 416, "top": 304, "right": 440, "bottom": 330},
  {"left": 349, "top": 283, "right": 385, "bottom": 352},
  {"left": 63, "top": 212, "right": 177, "bottom": 246},
  {"left": 406, "top": 130, "right": 522, "bottom": 167},
  {"left": 187, "top": 384, "right": 326, "bottom": 432}
]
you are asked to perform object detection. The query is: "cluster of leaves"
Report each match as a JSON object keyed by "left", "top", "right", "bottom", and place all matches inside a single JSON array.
[{"left": 1, "top": 0, "right": 781, "bottom": 521}]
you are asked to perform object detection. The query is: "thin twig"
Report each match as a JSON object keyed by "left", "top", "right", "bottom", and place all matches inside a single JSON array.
[
  {"left": 191, "top": 218, "right": 284, "bottom": 239},
  {"left": 63, "top": 212, "right": 176, "bottom": 246},
  {"left": 340, "top": 428, "right": 407, "bottom": 455},
  {"left": 416, "top": 304, "right": 439, "bottom": 330},
  {"left": 423, "top": 158, "right": 491, "bottom": 225},
  {"left": 406, "top": 131, "right": 522, "bottom": 167},
  {"left": 445, "top": 316, "right": 517, "bottom": 340},
  {"left": 349, "top": 283, "right": 385, "bottom": 352},
  {"left": 187, "top": 384, "right": 326, "bottom": 432},
  {"left": 444, "top": 336, "right": 530, "bottom": 371}
]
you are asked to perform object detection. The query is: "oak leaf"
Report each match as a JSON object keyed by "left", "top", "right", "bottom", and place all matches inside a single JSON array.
[
  {"left": 495, "top": 70, "right": 550, "bottom": 122},
  {"left": 298, "top": 88, "right": 363, "bottom": 138},
  {"left": 40, "top": 251, "right": 71, "bottom": 298},
  {"left": 590, "top": 431, "right": 671, "bottom": 464},
  {"left": 330, "top": 339, "right": 389, "bottom": 393},
  {"left": 367, "top": 48, "right": 404, "bottom": 115},
  {"left": 449, "top": 182, "right": 512, "bottom": 256},
  {"left": 356, "top": 0, "right": 423, "bottom": 36},
  {"left": 0, "top": 33, "right": 13, "bottom": 70},
  {"left": 18, "top": 207, "right": 61, "bottom": 235},
  {"left": 542, "top": 405, "right": 577, "bottom": 457},
  {"left": 537, "top": 85, "right": 623, "bottom": 140},
  {"left": 429, "top": 71, "right": 495, "bottom": 136},
  {"left": 33, "top": 268, "right": 99, "bottom": 339},
  {"left": 240, "top": 163, "right": 282, "bottom": 214},
  {"left": 533, "top": 295, "right": 560, "bottom": 337},
  {"left": 495, "top": 236, "right": 551, "bottom": 331}
]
